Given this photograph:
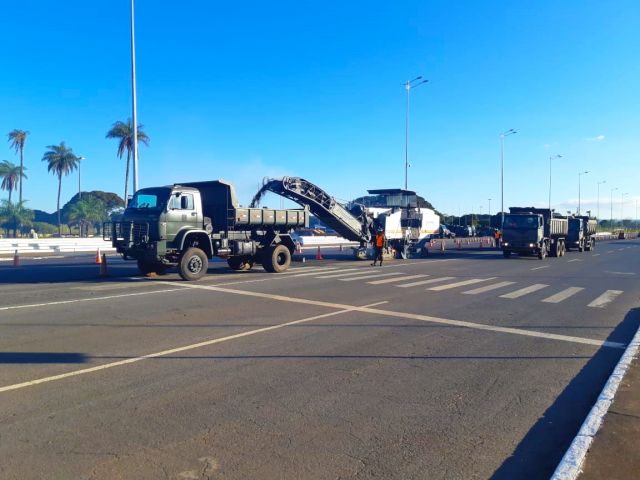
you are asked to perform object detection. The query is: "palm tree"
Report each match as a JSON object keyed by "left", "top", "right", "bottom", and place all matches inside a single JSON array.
[
  {"left": 0, "top": 160, "right": 27, "bottom": 205},
  {"left": 67, "top": 197, "right": 106, "bottom": 237},
  {"left": 106, "top": 119, "right": 150, "bottom": 206},
  {"left": 42, "top": 142, "right": 79, "bottom": 236},
  {"left": 0, "top": 200, "right": 34, "bottom": 237},
  {"left": 7, "top": 129, "right": 29, "bottom": 203}
]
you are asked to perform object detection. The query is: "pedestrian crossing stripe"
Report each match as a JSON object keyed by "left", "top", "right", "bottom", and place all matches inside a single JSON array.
[
  {"left": 428, "top": 277, "right": 496, "bottom": 291},
  {"left": 500, "top": 284, "right": 549, "bottom": 299},
  {"left": 463, "top": 281, "right": 516, "bottom": 295},
  {"left": 396, "top": 277, "right": 454, "bottom": 288},
  {"left": 367, "top": 274, "right": 428, "bottom": 285},
  {"left": 339, "top": 272, "right": 404, "bottom": 282},
  {"left": 541, "top": 287, "right": 584, "bottom": 303}
]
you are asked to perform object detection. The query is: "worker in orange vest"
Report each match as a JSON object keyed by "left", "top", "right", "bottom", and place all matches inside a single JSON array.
[{"left": 371, "top": 229, "right": 385, "bottom": 266}]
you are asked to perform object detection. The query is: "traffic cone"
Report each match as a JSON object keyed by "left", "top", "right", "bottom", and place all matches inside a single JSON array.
[
  {"left": 440, "top": 241, "right": 445, "bottom": 252},
  {"left": 95, "top": 248, "right": 102, "bottom": 264},
  {"left": 13, "top": 249, "right": 19, "bottom": 267},
  {"left": 99, "top": 253, "right": 108, "bottom": 277},
  {"left": 315, "top": 246, "right": 323, "bottom": 260}
]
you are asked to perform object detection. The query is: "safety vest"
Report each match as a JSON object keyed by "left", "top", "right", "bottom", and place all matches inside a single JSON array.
[{"left": 376, "top": 234, "right": 384, "bottom": 247}]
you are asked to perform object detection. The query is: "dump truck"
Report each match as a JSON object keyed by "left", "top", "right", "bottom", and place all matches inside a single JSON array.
[
  {"left": 566, "top": 215, "right": 597, "bottom": 252},
  {"left": 104, "top": 180, "right": 308, "bottom": 280},
  {"left": 501, "top": 207, "right": 568, "bottom": 259}
]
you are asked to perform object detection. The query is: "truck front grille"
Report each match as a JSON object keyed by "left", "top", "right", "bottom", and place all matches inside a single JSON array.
[{"left": 109, "top": 221, "right": 149, "bottom": 244}]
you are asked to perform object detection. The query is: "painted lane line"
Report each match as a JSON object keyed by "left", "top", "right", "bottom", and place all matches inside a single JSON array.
[
  {"left": 396, "top": 277, "right": 453, "bottom": 288},
  {"left": 74, "top": 282, "right": 164, "bottom": 292},
  {"left": 339, "top": 272, "right": 404, "bottom": 282},
  {"left": 567, "top": 259, "right": 582, "bottom": 263},
  {"left": 0, "top": 288, "right": 187, "bottom": 312},
  {"left": 289, "top": 267, "right": 343, "bottom": 277},
  {"left": 592, "top": 254, "right": 601, "bottom": 257},
  {"left": 604, "top": 271, "right": 635, "bottom": 275},
  {"left": 159, "top": 281, "right": 625, "bottom": 349},
  {"left": 587, "top": 290, "right": 623, "bottom": 308},
  {"left": 606, "top": 250, "right": 614, "bottom": 254},
  {"left": 541, "top": 287, "right": 584, "bottom": 304},
  {"left": 551, "top": 318, "right": 640, "bottom": 479},
  {"left": 531, "top": 266, "right": 549, "bottom": 271},
  {"left": 316, "top": 269, "right": 371, "bottom": 279},
  {"left": 463, "top": 281, "right": 516, "bottom": 295},
  {"left": 428, "top": 277, "right": 496, "bottom": 291},
  {"left": 0, "top": 301, "right": 387, "bottom": 394},
  {"left": 367, "top": 274, "right": 428, "bottom": 285},
  {"left": 500, "top": 284, "right": 549, "bottom": 299}
]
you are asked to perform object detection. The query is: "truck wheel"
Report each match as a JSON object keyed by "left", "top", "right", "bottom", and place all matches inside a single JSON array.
[
  {"left": 179, "top": 247, "right": 208, "bottom": 281},
  {"left": 137, "top": 260, "right": 168, "bottom": 275},
  {"left": 263, "top": 244, "right": 291, "bottom": 273},
  {"left": 538, "top": 246, "right": 546, "bottom": 260},
  {"left": 503, "top": 250, "right": 511, "bottom": 258}
]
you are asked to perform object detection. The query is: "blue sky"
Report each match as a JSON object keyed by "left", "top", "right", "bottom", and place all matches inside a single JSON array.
[{"left": 1, "top": 0, "right": 638, "bottom": 218}]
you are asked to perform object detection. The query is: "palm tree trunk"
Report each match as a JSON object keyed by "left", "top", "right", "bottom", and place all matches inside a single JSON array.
[
  {"left": 57, "top": 174, "right": 62, "bottom": 237},
  {"left": 8, "top": 189, "right": 12, "bottom": 206},
  {"left": 124, "top": 149, "right": 131, "bottom": 207},
  {"left": 19, "top": 147, "right": 24, "bottom": 204}
]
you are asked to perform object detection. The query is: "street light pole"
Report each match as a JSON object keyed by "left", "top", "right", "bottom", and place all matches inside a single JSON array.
[
  {"left": 578, "top": 170, "right": 589, "bottom": 214},
  {"left": 404, "top": 76, "right": 428, "bottom": 190},
  {"left": 77, "top": 156, "right": 85, "bottom": 200},
  {"left": 131, "top": 0, "right": 139, "bottom": 195},
  {"left": 500, "top": 129, "right": 517, "bottom": 229},
  {"left": 488, "top": 198, "right": 492, "bottom": 217},
  {"left": 610, "top": 187, "right": 618, "bottom": 229},
  {"left": 548, "top": 154, "right": 562, "bottom": 210},
  {"left": 596, "top": 180, "right": 606, "bottom": 225}
]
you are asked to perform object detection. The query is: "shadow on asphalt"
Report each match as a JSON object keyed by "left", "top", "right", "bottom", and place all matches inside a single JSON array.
[
  {"left": 491, "top": 306, "right": 640, "bottom": 480},
  {"left": 0, "top": 352, "right": 87, "bottom": 364}
]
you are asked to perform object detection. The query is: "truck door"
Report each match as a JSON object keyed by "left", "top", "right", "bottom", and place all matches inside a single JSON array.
[{"left": 166, "top": 192, "right": 200, "bottom": 242}]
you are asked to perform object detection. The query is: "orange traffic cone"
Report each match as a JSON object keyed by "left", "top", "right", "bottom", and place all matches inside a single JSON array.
[
  {"left": 99, "top": 253, "right": 108, "bottom": 277},
  {"left": 13, "top": 249, "right": 20, "bottom": 267},
  {"left": 95, "top": 248, "right": 102, "bottom": 264},
  {"left": 315, "top": 246, "right": 323, "bottom": 260}
]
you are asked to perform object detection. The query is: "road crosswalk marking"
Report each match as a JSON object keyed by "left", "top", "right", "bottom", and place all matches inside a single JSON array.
[
  {"left": 289, "top": 267, "right": 343, "bottom": 277},
  {"left": 500, "top": 284, "right": 549, "bottom": 299},
  {"left": 463, "top": 281, "right": 516, "bottom": 295},
  {"left": 428, "top": 277, "right": 496, "bottom": 291},
  {"left": 339, "top": 272, "right": 404, "bottom": 282},
  {"left": 367, "top": 274, "right": 428, "bottom": 285},
  {"left": 541, "top": 287, "right": 584, "bottom": 303},
  {"left": 396, "top": 276, "right": 453, "bottom": 288},
  {"left": 315, "top": 269, "right": 371, "bottom": 278},
  {"left": 587, "top": 290, "right": 623, "bottom": 308}
]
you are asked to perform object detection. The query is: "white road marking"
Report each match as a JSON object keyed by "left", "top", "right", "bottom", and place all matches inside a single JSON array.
[
  {"left": 74, "top": 282, "right": 163, "bottom": 291},
  {"left": 604, "top": 271, "right": 635, "bottom": 276},
  {"left": 463, "top": 281, "right": 516, "bottom": 295},
  {"left": 289, "top": 267, "right": 343, "bottom": 277},
  {"left": 541, "top": 287, "right": 584, "bottom": 304},
  {"left": 606, "top": 250, "right": 614, "bottom": 254},
  {"left": 367, "top": 274, "right": 428, "bottom": 285},
  {"left": 500, "top": 284, "right": 549, "bottom": 299},
  {"left": 587, "top": 290, "right": 623, "bottom": 308},
  {"left": 531, "top": 266, "right": 549, "bottom": 271},
  {"left": 428, "top": 277, "right": 496, "bottom": 291},
  {"left": 158, "top": 281, "right": 626, "bottom": 349},
  {"left": 567, "top": 259, "right": 582, "bottom": 263},
  {"left": 316, "top": 269, "right": 371, "bottom": 278},
  {"left": 592, "top": 253, "right": 601, "bottom": 257},
  {"left": 396, "top": 277, "right": 453, "bottom": 288},
  {"left": 339, "top": 272, "right": 404, "bottom": 282},
  {"left": 0, "top": 288, "right": 186, "bottom": 312},
  {"left": 0, "top": 301, "right": 387, "bottom": 394}
]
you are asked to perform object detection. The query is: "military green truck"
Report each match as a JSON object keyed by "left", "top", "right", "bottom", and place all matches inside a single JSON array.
[
  {"left": 104, "top": 180, "right": 308, "bottom": 280},
  {"left": 501, "top": 207, "right": 568, "bottom": 259}
]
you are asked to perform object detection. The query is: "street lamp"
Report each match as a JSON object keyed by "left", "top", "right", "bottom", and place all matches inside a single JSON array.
[
  {"left": 404, "top": 76, "right": 428, "bottom": 190},
  {"left": 131, "top": 0, "right": 140, "bottom": 194},
  {"left": 578, "top": 170, "right": 589, "bottom": 214},
  {"left": 548, "top": 154, "right": 562, "bottom": 210},
  {"left": 488, "top": 198, "right": 492, "bottom": 217},
  {"left": 597, "top": 180, "right": 606, "bottom": 224},
  {"left": 610, "top": 187, "right": 618, "bottom": 229},
  {"left": 500, "top": 129, "right": 517, "bottom": 229},
  {"left": 77, "top": 156, "right": 85, "bottom": 200}
]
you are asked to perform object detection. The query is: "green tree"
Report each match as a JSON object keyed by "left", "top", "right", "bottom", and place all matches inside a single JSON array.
[
  {"left": 106, "top": 119, "right": 150, "bottom": 206},
  {"left": 7, "top": 129, "right": 29, "bottom": 204},
  {"left": 0, "top": 200, "right": 34, "bottom": 237},
  {"left": 0, "top": 160, "right": 27, "bottom": 205},
  {"left": 67, "top": 197, "right": 107, "bottom": 237},
  {"left": 42, "top": 142, "right": 79, "bottom": 236}
]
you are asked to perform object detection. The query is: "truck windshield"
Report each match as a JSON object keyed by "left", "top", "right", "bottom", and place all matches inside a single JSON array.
[
  {"left": 128, "top": 188, "right": 171, "bottom": 210},
  {"left": 504, "top": 215, "right": 538, "bottom": 229}
]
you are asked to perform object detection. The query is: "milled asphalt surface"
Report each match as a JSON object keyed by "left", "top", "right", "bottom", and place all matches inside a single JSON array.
[{"left": 0, "top": 239, "right": 638, "bottom": 479}]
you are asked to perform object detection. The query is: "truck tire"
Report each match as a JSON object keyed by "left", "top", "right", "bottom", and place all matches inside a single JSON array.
[
  {"left": 503, "top": 250, "right": 511, "bottom": 258},
  {"left": 538, "top": 245, "right": 546, "bottom": 260},
  {"left": 263, "top": 244, "right": 291, "bottom": 273},
  {"left": 179, "top": 247, "right": 208, "bottom": 281},
  {"left": 227, "top": 256, "right": 254, "bottom": 271},
  {"left": 137, "top": 260, "right": 168, "bottom": 275}
]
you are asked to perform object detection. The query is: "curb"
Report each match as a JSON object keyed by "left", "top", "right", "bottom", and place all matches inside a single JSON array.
[{"left": 551, "top": 323, "right": 640, "bottom": 479}]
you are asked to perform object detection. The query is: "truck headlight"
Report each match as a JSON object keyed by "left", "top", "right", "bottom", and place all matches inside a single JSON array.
[
  {"left": 529, "top": 243, "right": 535, "bottom": 247},
  {"left": 503, "top": 242, "right": 509, "bottom": 246}
]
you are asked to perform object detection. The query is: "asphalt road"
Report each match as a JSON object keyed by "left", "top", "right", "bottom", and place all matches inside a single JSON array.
[{"left": 0, "top": 239, "right": 638, "bottom": 479}]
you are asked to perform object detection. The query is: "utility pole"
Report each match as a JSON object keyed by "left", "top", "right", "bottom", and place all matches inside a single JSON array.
[
  {"left": 500, "top": 129, "right": 517, "bottom": 229},
  {"left": 610, "top": 187, "right": 618, "bottom": 229},
  {"left": 404, "top": 76, "right": 428, "bottom": 190},
  {"left": 131, "top": 0, "right": 139, "bottom": 194},
  {"left": 578, "top": 171, "right": 589, "bottom": 215},
  {"left": 597, "top": 180, "right": 606, "bottom": 226},
  {"left": 77, "top": 156, "right": 85, "bottom": 200}
]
